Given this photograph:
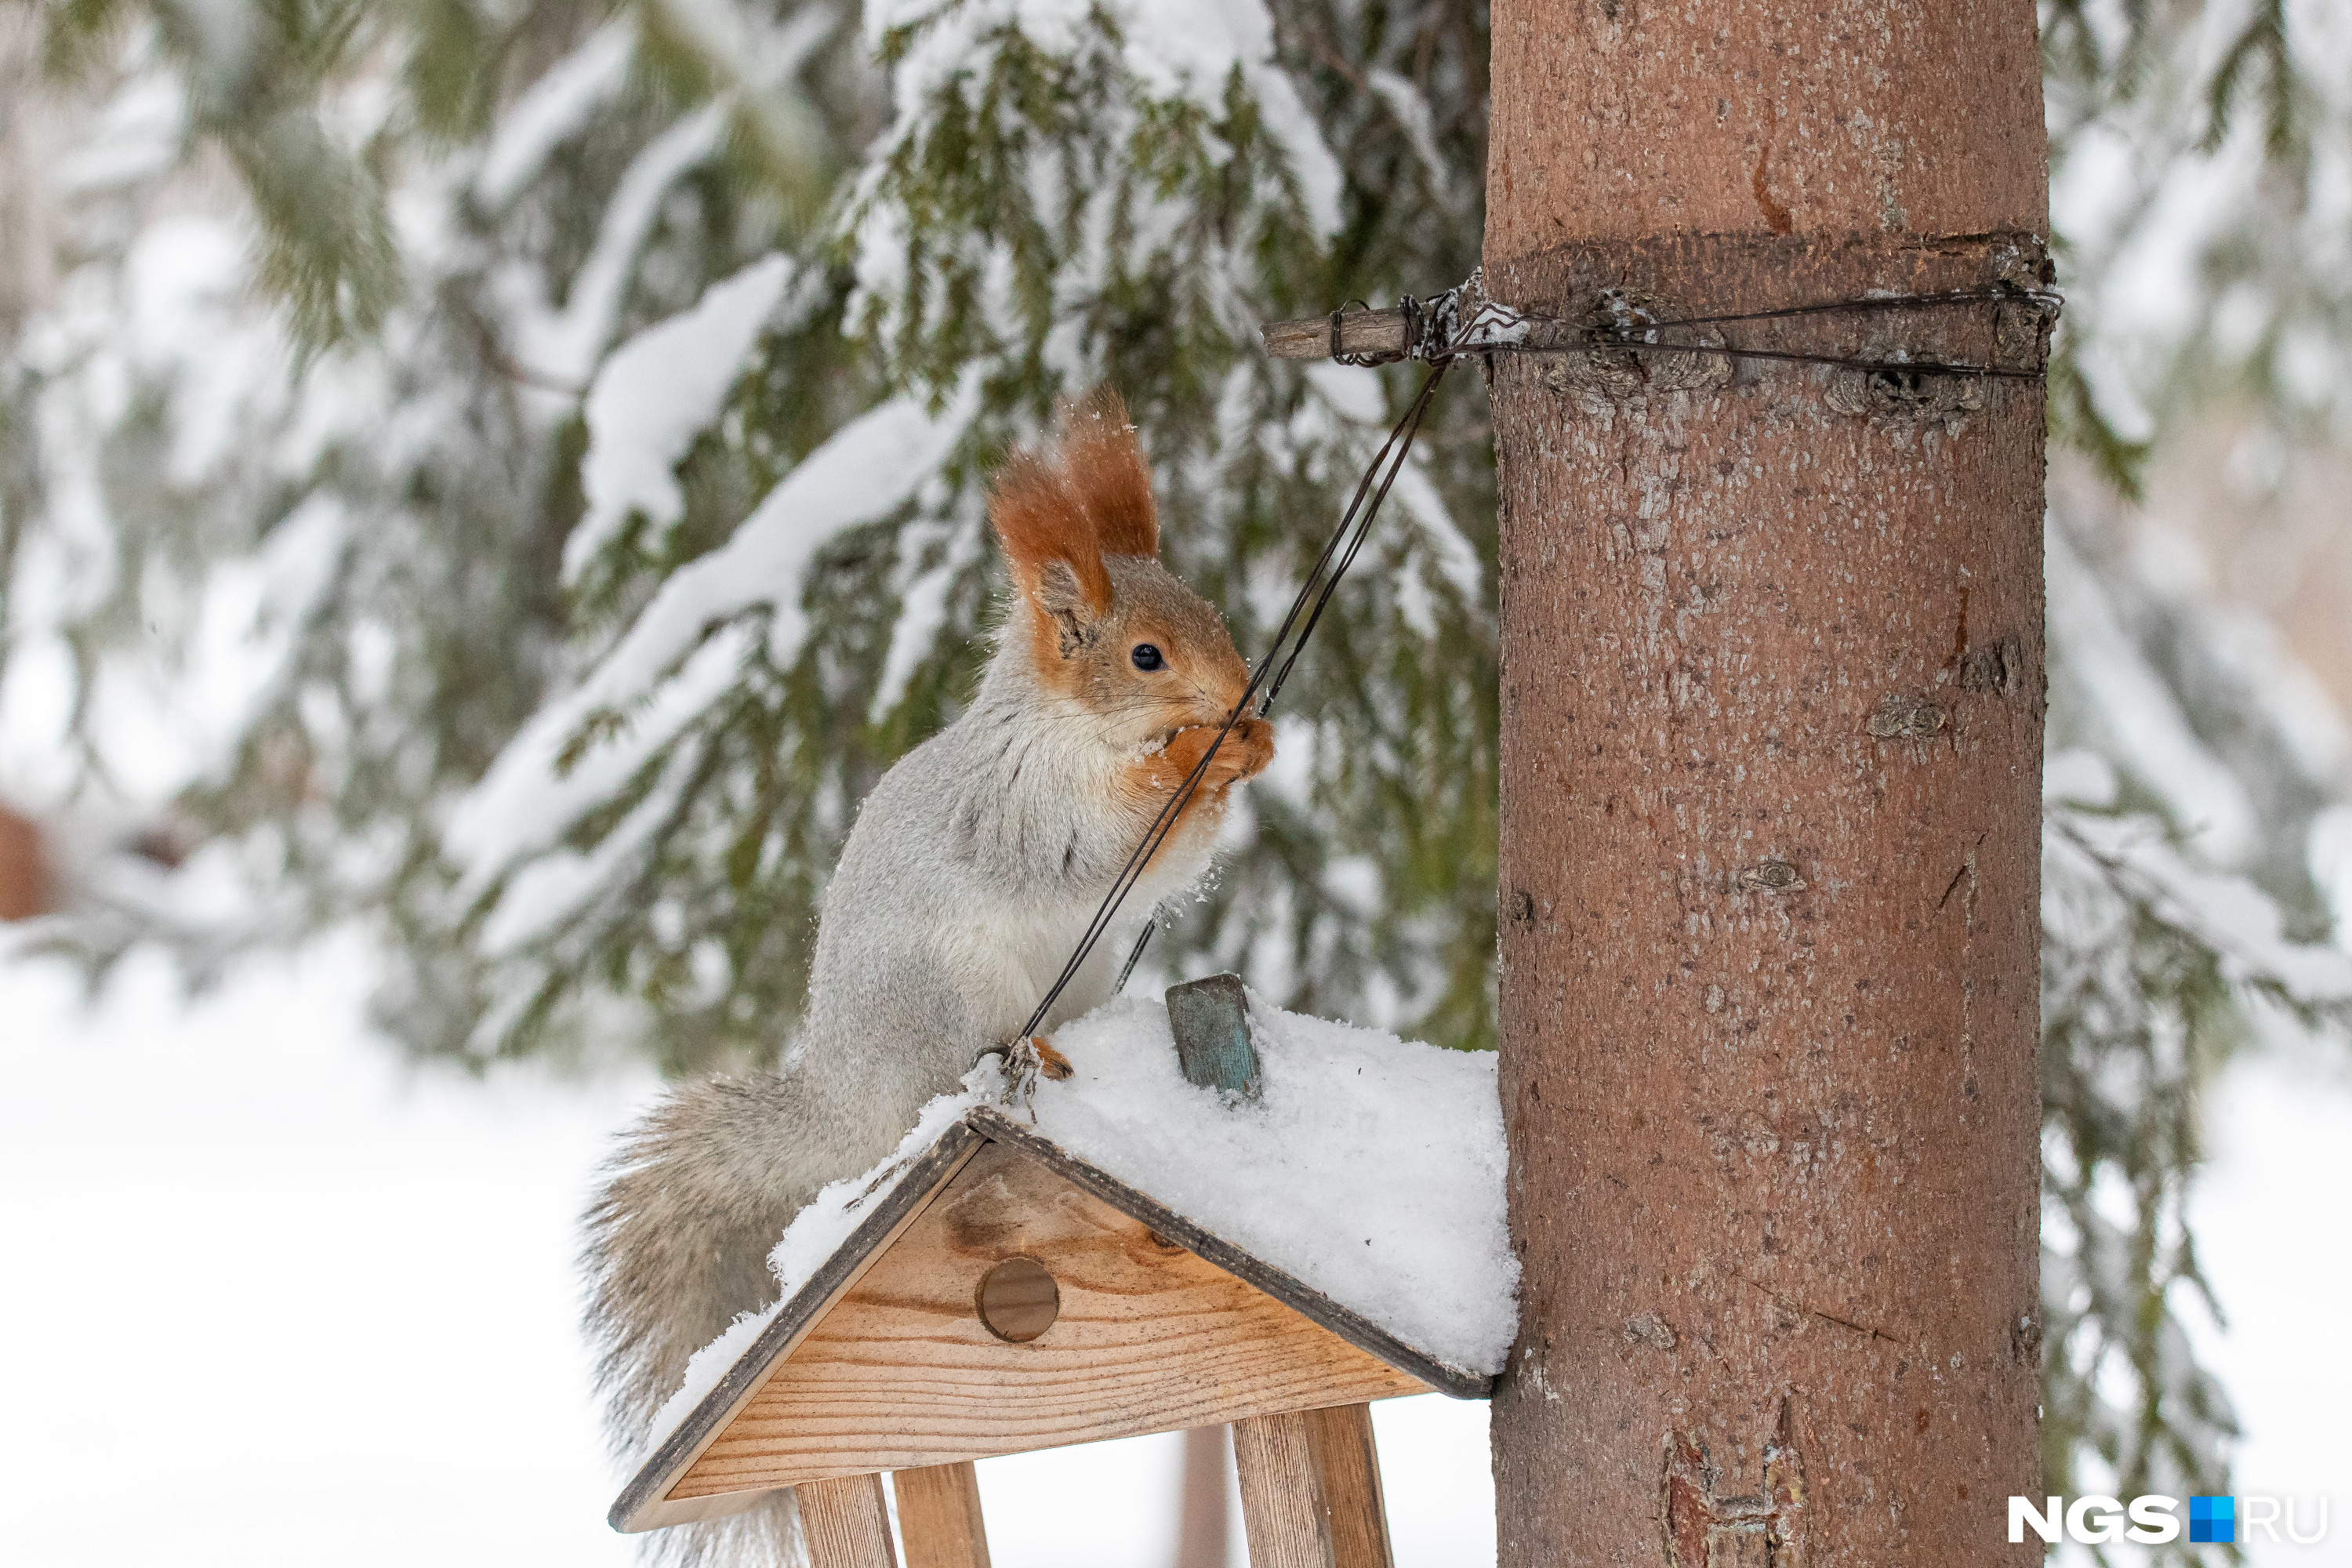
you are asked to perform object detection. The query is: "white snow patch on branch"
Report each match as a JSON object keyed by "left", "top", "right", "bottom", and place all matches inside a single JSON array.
[
  {"left": 1366, "top": 68, "right": 1446, "bottom": 187},
  {"left": 503, "top": 103, "right": 728, "bottom": 389},
  {"left": 869, "top": 519, "right": 982, "bottom": 721},
  {"left": 2053, "top": 810, "right": 2352, "bottom": 1005},
  {"left": 479, "top": 739, "right": 701, "bottom": 956},
  {"left": 474, "top": 19, "right": 637, "bottom": 210},
  {"left": 450, "top": 625, "right": 752, "bottom": 902},
  {"left": 2048, "top": 524, "right": 2257, "bottom": 863},
  {"left": 450, "top": 394, "right": 970, "bottom": 889},
  {"left": 565, "top": 254, "right": 800, "bottom": 584},
  {"left": 864, "top": 0, "right": 1341, "bottom": 237}
]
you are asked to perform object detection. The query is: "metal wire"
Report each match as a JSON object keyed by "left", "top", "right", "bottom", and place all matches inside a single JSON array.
[
  {"left": 1000, "top": 361, "right": 1453, "bottom": 1049},
  {"left": 993, "top": 278, "right": 2056, "bottom": 1062}
]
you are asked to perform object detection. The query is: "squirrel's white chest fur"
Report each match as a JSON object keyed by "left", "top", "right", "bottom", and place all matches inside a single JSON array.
[{"left": 798, "top": 674, "right": 1230, "bottom": 1116}]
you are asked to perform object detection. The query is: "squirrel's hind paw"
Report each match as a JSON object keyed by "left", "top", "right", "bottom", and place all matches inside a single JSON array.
[
  {"left": 1018, "top": 1035, "right": 1074, "bottom": 1081},
  {"left": 996, "top": 1035, "right": 1073, "bottom": 1119}
]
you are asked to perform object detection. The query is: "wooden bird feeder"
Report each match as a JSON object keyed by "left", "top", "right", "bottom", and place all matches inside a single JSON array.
[{"left": 612, "top": 977, "right": 1498, "bottom": 1568}]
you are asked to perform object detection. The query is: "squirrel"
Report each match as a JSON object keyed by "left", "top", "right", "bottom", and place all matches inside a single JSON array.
[{"left": 582, "top": 390, "right": 1274, "bottom": 1563}]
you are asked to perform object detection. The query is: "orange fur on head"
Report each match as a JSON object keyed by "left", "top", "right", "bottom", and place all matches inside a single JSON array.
[
  {"left": 989, "top": 446, "right": 1113, "bottom": 615},
  {"left": 987, "top": 388, "right": 1160, "bottom": 619},
  {"left": 1055, "top": 388, "right": 1159, "bottom": 559}
]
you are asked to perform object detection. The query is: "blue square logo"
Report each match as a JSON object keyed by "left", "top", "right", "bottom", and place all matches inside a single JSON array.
[{"left": 2190, "top": 1495, "right": 2235, "bottom": 1544}]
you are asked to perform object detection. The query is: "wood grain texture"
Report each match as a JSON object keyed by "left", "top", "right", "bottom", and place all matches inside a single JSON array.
[
  {"left": 799, "top": 1474, "right": 898, "bottom": 1568},
  {"left": 1231, "top": 1406, "right": 1398, "bottom": 1568},
  {"left": 967, "top": 1109, "right": 1491, "bottom": 1399},
  {"left": 668, "top": 1142, "right": 1428, "bottom": 1501},
  {"left": 892, "top": 1462, "right": 990, "bottom": 1568},
  {"left": 1485, "top": 2, "right": 2047, "bottom": 1566},
  {"left": 612, "top": 1123, "right": 985, "bottom": 1531},
  {"left": 1261, "top": 310, "right": 1409, "bottom": 360},
  {"left": 1304, "top": 1405, "right": 1393, "bottom": 1568},
  {"left": 1234, "top": 1411, "right": 1332, "bottom": 1568}
]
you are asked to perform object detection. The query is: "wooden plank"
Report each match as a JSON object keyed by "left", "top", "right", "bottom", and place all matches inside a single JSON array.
[
  {"left": 666, "top": 1141, "right": 1428, "bottom": 1500},
  {"left": 1233, "top": 1410, "right": 1334, "bottom": 1568},
  {"left": 892, "top": 1461, "right": 991, "bottom": 1568},
  {"left": 1232, "top": 1405, "right": 1396, "bottom": 1568},
  {"left": 1304, "top": 1404, "right": 1394, "bottom": 1568},
  {"left": 967, "top": 1107, "right": 1495, "bottom": 1399},
  {"left": 799, "top": 1473, "right": 898, "bottom": 1568},
  {"left": 1261, "top": 309, "right": 1410, "bottom": 361},
  {"left": 611, "top": 1122, "right": 986, "bottom": 1532}
]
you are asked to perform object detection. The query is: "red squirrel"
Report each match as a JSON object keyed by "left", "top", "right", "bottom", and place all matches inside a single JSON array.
[{"left": 583, "top": 390, "right": 1273, "bottom": 1563}]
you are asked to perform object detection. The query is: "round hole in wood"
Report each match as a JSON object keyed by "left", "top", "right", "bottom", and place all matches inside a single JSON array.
[{"left": 976, "top": 1256, "right": 1060, "bottom": 1343}]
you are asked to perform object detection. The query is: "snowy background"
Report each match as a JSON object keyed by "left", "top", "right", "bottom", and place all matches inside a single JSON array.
[
  {"left": 0, "top": 938, "right": 1501, "bottom": 1567},
  {"left": 5, "top": 0, "right": 2352, "bottom": 1562},
  {"left": 2, "top": 933, "right": 2345, "bottom": 1564}
]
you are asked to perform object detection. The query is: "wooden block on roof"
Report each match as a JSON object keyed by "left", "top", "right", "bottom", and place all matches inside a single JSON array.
[{"left": 1165, "top": 971, "right": 1261, "bottom": 1098}]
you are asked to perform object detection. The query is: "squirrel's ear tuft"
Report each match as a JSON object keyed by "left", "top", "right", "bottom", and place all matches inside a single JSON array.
[
  {"left": 989, "top": 446, "right": 1113, "bottom": 626},
  {"left": 1058, "top": 387, "right": 1159, "bottom": 560}
]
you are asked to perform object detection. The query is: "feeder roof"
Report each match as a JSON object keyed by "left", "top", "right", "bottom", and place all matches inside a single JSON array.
[{"left": 615, "top": 993, "right": 1515, "bottom": 1531}]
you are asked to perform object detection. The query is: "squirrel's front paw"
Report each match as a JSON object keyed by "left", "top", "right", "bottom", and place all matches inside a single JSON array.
[{"left": 1161, "top": 716, "right": 1275, "bottom": 787}]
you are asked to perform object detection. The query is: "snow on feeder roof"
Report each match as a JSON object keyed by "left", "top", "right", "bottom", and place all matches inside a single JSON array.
[{"left": 612, "top": 985, "right": 1515, "bottom": 1537}]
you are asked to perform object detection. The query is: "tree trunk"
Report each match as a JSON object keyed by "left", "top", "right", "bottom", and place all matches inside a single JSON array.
[{"left": 1485, "top": 5, "right": 2049, "bottom": 1566}]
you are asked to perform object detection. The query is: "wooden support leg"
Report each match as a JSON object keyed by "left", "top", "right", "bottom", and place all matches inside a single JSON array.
[
  {"left": 893, "top": 1461, "right": 992, "bottom": 1568},
  {"left": 797, "top": 1474, "right": 899, "bottom": 1568},
  {"left": 1304, "top": 1404, "right": 1394, "bottom": 1568},
  {"left": 1232, "top": 1404, "right": 1396, "bottom": 1568}
]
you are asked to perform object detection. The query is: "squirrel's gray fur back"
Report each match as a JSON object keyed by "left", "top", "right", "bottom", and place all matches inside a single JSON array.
[{"left": 583, "top": 443, "right": 1268, "bottom": 1565}]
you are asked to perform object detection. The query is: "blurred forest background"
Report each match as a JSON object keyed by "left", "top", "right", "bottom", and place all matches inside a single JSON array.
[{"left": 3, "top": 0, "right": 2351, "bottom": 1541}]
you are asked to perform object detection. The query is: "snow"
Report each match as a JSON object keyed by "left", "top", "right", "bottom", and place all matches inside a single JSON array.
[
  {"left": 1027, "top": 993, "right": 1519, "bottom": 1374},
  {"left": 449, "top": 392, "right": 971, "bottom": 893},
  {"left": 644, "top": 991, "right": 1515, "bottom": 1454},
  {"left": 2051, "top": 809, "right": 2352, "bottom": 1005},
  {"left": 566, "top": 254, "right": 801, "bottom": 584},
  {"left": 0, "top": 938, "right": 652, "bottom": 1566},
  {"left": 0, "top": 938, "right": 1498, "bottom": 1566},
  {"left": 869, "top": 520, "right": 982, "bottom": 720},
  {"left": 2182, "top": 1042, "right": 2352, "bottom": 1566},
  {"left": 478, "top": 742, "right": 697, "bottom": 956},
  {"left": 500, "top": 102, "right": 729, "bottom": 390},
  {"left": 2048, "top": 523, "right": 2260, "bottom": 863},
  {"left": 1366, "top": 68, "right": 1446, "bottom": 187},
  {"left": 474, "top": 19, "right": 637, "bottom": 210},
  {"left": 864, "top": 0, "right": 1344, "bottom": 237},
  {"left": 16, "top": 934, "right": 2348, "bottom": 1568},
  {"left": 449, "top": 621, "right": 754, "bottom": 904}
]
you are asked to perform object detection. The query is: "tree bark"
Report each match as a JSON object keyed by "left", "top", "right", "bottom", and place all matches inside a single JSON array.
[{"left": 1485, "top": 5, "right": 2048, "bottom": 1566}]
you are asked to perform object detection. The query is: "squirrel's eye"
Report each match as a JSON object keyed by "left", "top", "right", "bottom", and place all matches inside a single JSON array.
[{"left": 1131, "top": 643, "right": 1163, "bottom": 672}]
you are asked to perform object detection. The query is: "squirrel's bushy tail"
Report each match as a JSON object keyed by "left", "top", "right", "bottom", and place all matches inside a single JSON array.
[
  {"left": 583, "top": 1073, "right": 832, "bottom": 1566},
  {"left": 635, "top": 1494, "right": 804, "bottom": 1568}
]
